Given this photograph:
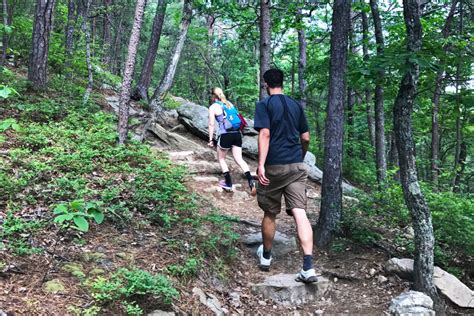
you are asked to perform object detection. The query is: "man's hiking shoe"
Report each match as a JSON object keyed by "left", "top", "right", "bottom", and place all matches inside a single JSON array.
[
  {"left": 249, "top": 180, "right": 257, "bottom": 196},
  {"left": 256, "top": 244, "right": 272, "bottom": 271},
  {"left": 218, "top": 180, "right": 233, "bottom": 192},
  {"left": 295, "top": 268, "right": 318, "bottom": 283}
]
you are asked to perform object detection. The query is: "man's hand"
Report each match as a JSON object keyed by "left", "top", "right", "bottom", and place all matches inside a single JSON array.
[{"left": 257, "top": 166, "right": 270, "bottom": 186}]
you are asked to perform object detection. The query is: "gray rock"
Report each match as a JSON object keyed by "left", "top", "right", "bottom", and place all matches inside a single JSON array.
[
  {"left": 389, "top": 291, "right": 434, "bottom": 315},
  {"left": 157, "top": 110, "right": 180, "bottom": 129},
  {"left": 192, "top": 287, "right": 224, "bottom": 315},
  {"left": 106, "top": 96, "right": 140, "bottom": 116},
  {"left": 148, "top": 123, "right": 201, "bottom": 151},
  {"left": 168, "top": 151, "right": 195, "bottom": 161},
  {"left": 378, "top": 275, "right": 388, "bottom": 283},
  {"left": 252, "top": 273, "right": 329, "bottom": 305},
  {"left": 147, "top": 311, "right": 175, "bottom": 316},
  {"left": 386, "top": 258, "right": 474, "bottom": 308},
  {"left": 177, "top": 160, "right": 222, "bottom": 174},
  {"left": 241, "top": 231, "right": 297, "bottom": 257},
  {"left": 0, "top": 310, "right": 7, "bottom": 316},
  {"left": 193, "top": 176, "right": 219, "bottom": 182}
]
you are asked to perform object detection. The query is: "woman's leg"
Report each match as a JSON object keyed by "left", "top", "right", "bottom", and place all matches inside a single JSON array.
[
  {"left": 231, "top": 146, "right": 250, "bottom": 173},
  {"left": 217, "top": 147, "right": 229, "bottom": 173}
]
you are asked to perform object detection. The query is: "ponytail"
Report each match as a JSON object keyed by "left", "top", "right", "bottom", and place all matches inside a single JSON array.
[{"left": 212, "top": 87, "right": 233, "bottom": 109}]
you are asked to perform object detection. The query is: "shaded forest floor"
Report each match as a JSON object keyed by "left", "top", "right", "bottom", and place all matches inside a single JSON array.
[{"left": 0, "top": 75, "right": 471, "bottom": 315}]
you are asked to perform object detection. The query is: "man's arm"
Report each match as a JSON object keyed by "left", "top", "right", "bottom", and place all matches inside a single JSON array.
[
  {"left": 300, "top": 131, "right": 310, "bottom": 160},
  {"left": 258, "top": 128, "right": 270, "bottom": 185}
]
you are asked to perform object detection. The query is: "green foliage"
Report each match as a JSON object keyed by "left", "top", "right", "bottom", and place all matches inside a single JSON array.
[
  {"left": 0, "top": 212, "right": 43, "bottom": 255},
  {"left": 0, "top": 118, "right": 20, "bottom": 132},
  {"left": 88, "top": 268, "right": 178, "bottom": 313},
  {"left": 53, "top": 200, "right": 104, "bottom": 232},
  {"left": 166, "top": 258, "right": 200, "bottom": 279}
]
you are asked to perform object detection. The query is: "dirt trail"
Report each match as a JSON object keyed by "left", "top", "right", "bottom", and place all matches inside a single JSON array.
[{"left": 166, "top": 131, "right": 408, "bottom": 315}]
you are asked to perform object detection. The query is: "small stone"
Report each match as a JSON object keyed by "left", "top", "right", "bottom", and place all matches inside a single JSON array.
[
  {"left": 333, "top": 277, "right": 338, "bottom": 283},
  {"left": 315, "top": 310, "right": 324, "bottom": 314},
  {"left": 147, "top": 310, "right": 175, "bottom": 316},
  {"left": 378, "top": 275, "right": 388, "bottom": 283},
  {"left": 193, "top": 176, "right": 218, "bottom": 182},
  {"left": 369, "top": 268, "right": 376, "bottom": 276},
  {"left": 258, "top": 300, "right": 267, "bottom": 306},
  {"left": 43, "top": 279, "right": 66, "bottom": 294}
]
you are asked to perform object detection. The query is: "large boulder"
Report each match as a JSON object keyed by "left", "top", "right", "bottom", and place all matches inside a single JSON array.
[
  {"left": 252, "top": 273, "right": 329, "bottom": 305},
  {"left": 241, "top": 231, "right": 297, "bottom": 258},
  {"left": 389, "top": 291, "right": 435, "bottom": 315},
  {"left": 385, "top": 258, "right": 474, "bottom": 308},
  {"left": 176, "top": 97, "right": 357, "bottom": 191}
]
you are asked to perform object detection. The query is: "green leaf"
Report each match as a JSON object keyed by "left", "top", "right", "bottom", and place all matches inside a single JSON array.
[
  {"left": 92, "top": 211, "right": 104, "bottom": 224},
  {"left": 73, "top": 217, "right": 89, "bottom": 232},
  {"left": 53, "top": 204, "right": 68, "bottom": 214},
  {"left": 54, "top": 214, "right": 70, "bottom": 223}
]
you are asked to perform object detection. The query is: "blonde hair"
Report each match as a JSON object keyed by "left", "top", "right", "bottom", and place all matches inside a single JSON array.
[{"left": 212, "top": 87, "right": 232, "bottom": 109}]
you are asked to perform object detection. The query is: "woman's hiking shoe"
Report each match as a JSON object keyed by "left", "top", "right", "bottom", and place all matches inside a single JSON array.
[
  {"left": 295, "top": 268, "right": 318, "bottom": 283},
  {"left": 249, "top": 180, "right": 257, "bottom": 196},
  {"left": 218, "top": 180, "right": 233, "bottom": 192},
  {"left": 256, "top": 244, "right": 272, "bottom": 271}
]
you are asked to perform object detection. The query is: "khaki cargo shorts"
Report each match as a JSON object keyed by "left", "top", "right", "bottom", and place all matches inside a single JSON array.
[{"left": 257, "top": 162, "right": 308, "bottom": 216}]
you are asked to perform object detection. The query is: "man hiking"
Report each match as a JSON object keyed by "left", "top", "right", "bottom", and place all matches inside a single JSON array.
[{"left": 253, "top": 68, "right": 317, "bottom": 283}]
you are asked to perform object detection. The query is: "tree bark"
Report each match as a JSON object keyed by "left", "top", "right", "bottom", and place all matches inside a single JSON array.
[
  {"left": 315, "top": 0, "right": 351, "bottom": 250},
  {"left": 259, "top": 0, "right": 271, "bottom": 100},
  {"left": 370, "top": 0, "right": 387, "bottom": 184},
  {"left": 431, "top": 0, "right": 458, "bottom": 188},
  {"left": 1, "top": 0, "right": 10, "bottom": 64},
  {"left": 346, "top": 10, "right": 356, "bottom": 158},
  {"left": 148, "top": 0, "right": 192, "bottom": 114},
  {"left": 64, "top": 0, "right": 77, "bottom": 76},
  {"left": 361, "top": 8, "right": 375, "bottom": 147},
  {"left": 394, "top": 0, "right": 440, "bottom": 306},
  {"left": 102, "top": 0, "right": 112, "bottom": 67},
  {"left": 131, "top": 0, "right": 167, "bottom": 101},
  {"left": 297, "top": 7, "right": 307, "bottom": 108},
  {"left": 111, "top": 11, "right": 124, "bottom": 75},
  {"left": 453, "top": 141, "right": 467, "bottom": 193},
  {"left": 28, "top": 0, "right": 57, "bottom": 91},
  {"left": 117, "top": 0, "right": 146, "bottom": 144},
  {"left": 82, "top": 0, "right": 93, "bottom": 105}
]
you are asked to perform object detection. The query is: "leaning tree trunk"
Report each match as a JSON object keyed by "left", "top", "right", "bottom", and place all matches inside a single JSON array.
[
  {"left": 259, "top": 0, "right": 271, "bottom": 100},
  {"left": 1, "top": 0, "right": 10, "bottom": 64},
  {"left": 28, "top": 0, "right": 57, "bottom": 91},
  {"left": 64, "top": 0, "right": 77, "bottom": 76},
  {"left": 297, "top": 8, "right": 307, "bottom": 108},
  {"left": 370, "top": 0, "right": 387, "bottom": 184},
  {"left": 117, "top": 0, "right": 146, "bottom": 144},
  {"left": 148, "top": 0, "right": 192, "bottom": 114},
  {"left": 394, "top": 0, "right": 440, "bottom": 306},
  {"left": 361, "top": 8, "right": 375, "bottom": 147},
  {"left": 315, "top": 0, "right": 351, "bottom": 250},
  {"left": 82, "top": 0, "right": 93, "bottom": 105},
  {"left": 131, "top": 0, "right": 167, "bottom": 101},
  {"left": 431, "top": 0, "right": 458, "bottom": 188}
]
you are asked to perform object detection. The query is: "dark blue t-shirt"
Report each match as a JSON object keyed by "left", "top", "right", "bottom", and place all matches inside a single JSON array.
[{"left": 254, "top": 94, "right": 309, "bottom": 165}]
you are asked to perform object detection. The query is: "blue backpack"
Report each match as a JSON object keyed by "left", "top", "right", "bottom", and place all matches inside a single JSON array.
[{"left": 218, "top": 101, "right": 241, "bottom": 131}]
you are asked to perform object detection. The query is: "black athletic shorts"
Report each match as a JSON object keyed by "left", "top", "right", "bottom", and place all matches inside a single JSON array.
[{"left": 218, "top": 132, "right": 242, "bottom": 149}]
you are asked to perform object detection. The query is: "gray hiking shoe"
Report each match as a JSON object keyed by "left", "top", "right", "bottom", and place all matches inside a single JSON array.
[
  {"left": 256, "top": 244, "right": 272, "bottom": 271},
  {"left": 295, "top": 268, "right": 318, "bottom": 283}
]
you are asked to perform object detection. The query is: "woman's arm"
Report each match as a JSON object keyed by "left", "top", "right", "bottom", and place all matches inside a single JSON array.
[{"left": 208, "top": 105, "right": 216, "bottom": 147}]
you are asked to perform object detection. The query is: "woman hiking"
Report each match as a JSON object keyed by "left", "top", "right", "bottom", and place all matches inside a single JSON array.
[{"left": 207, "top": 87, "right": 256, "bottom": 195}]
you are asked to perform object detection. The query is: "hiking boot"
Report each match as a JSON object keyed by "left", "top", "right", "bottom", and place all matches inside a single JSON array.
[
  {"left": 218, "top": 180, "right": 233, "bottom": 192},
  {"left": 256, "top": 244, "right": 272, "bottom": 271},
  {"left": 249, "top": 180, "right": 257, "bottom": 196},
  {"left": 295, "top": 268, "right": 318, "bottom": 283}
]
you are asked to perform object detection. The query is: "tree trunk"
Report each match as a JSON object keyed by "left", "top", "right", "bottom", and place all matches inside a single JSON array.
[
  {"left": 291, "top": 57, "right": 295, "bottom": 95},
  {"left": 28, "top": 0, "right": 57, "bottom": 91},
  {"left": 370, "top": 0, "right": 387, "bottom": 184},
  {"left": 111, "top": 12, "right": 124, "bottom": 75},
  {"left": 394, "top": 0, "right": 440, "bottom": 306},
  {"left": 361, "top": 8, "right": 375, "bottom": 147},
  {"left": 131, "top": 0, "right": 167, "bottom": 101},
  {"left": 82, "top": 0, "right": 93, "bottom": 105},
  {"left": 431, "top": 0, "right": 458, "bottom": 188},
  {"left": 297, "top": 7, "right": 307, "bottom": 108},
  {"left": 453, "top": 141, "right": 467, "bottom": 193},
  {"left": 315, "top": 0, "right": 351, "bottom": 250},
  {"left": 117, "top": 0, "right": 146, "bottom": 144},
  {"left": 148, "top": 0, "right": 192, "bottom": 114},
  {"left": 64, "top": 0, "right": 77, "bottom": 76},
  {"left": 1, "top": 0, "right": 9, "bottom": 64},
  {"left": 259, "top": 0, "right": 271, "bottom": 100},
  {"left": 102, "top": 0, "right": 112, "bottom": 67},
  {"left": 346, "top": 11, "right": 356, "bottom": 158}
]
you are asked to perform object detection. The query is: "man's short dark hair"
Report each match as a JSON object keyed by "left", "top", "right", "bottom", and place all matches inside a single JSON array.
[{"left": 263, "top": 69, "right": 284, "bottom": 88}]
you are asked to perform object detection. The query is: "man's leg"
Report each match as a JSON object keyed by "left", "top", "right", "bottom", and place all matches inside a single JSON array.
[
  {"left": 292, "top": 208, "right": 313, "bottom": 255},
  {"left": 262, "top": 211, "right": 276, "bottom": 252}
]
